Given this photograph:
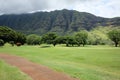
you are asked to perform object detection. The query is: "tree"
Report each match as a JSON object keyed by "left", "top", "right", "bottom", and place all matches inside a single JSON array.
[
  {"left": 63, "top": 36, "right": 76, "bottom": 47},
  {"left": 68, "top": 37, "right": 77, "bottom": 46},
  {"left": 9, "top": 41, "right": 14, "bottom": 46},
  {"left": 0, "top": 39, "right": 4, "bottom": 46},
  {"left": 87, "top": 26, "right": 112, "bottom": 45},
  {"left": 15, "top": 32, "right": 26, "bottom": 45},
  {"left": 42, "top": 32, "right": 58, "bottom": 46},
  {"left": 75, "top": 31, "right": 88, "bottom": 46},
  {"left": 88, "top": 32, "right": 104, "bottom": 45},
  {"left": 53, "top": 36, "right": 66, "bottom": 46},
  {"left": 53, "top": 36, "right": 76, "bottom": 47},
  {"left": 0, "top": 26, "right": 26, "bottom": 45},
  {"left": 108, "top": 29, "right": 120, "bottom": 47},
  {"left": 64, "top": 36, "right": 70, "bottom": 47},
  {"left": 26, "top": 34, "right": 41, "bottom": 45},
  {"left": 0, "top": 26, "right": 17, "bottom": 43}
]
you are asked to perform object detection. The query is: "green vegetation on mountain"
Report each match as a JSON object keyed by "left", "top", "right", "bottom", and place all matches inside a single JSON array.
[{"left": 0, "top": 9, "right": 120, "bottom": 35}]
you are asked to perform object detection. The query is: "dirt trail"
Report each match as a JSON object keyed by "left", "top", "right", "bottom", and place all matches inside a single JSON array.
[{"left": 0, "top": 54, "right": 78, "bottom": 80}]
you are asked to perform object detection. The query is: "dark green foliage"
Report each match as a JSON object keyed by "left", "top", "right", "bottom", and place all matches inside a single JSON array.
[
  {"left": 0, "top": 26, "right": 26, "bottom": 45},
  {"left": 0, "top": 26, "right": 17, "bottom": 43},
  {"left": 108, "top": 29, "right": 120, "bottom": 47},
  {"left": 53, "top": 36, "right": 66, "bottom": 46},
  {"left": 119, "top": 41, "right": 120, "bottom": 46},
  {"left": 0, "top": 39, "right": 4, "bottom": 46},
  {"left": 42, "top": 32, "right": 58, "bottom": 46},
  {"left": 15, "top": 32, "right": 26, "bottom": 45},
  {"left": 41, "top": 31, "right": 88, "bottom": 47},
  {"left": 0, "top": 9, "right": 119, "bottom": 35},
  {"left": 75, "top": 31, "right": 88, "bottom": 46},
  {"left": 51, "top": 36, "right": 77, "bottom": 47},
  {"left": 63, "top": 36, "right": 77, "bottom": 47},
  {"left": 9, "top": 41, "right": 14, "bottom": 46},
  {"left": 26, "top": 34, "right": 41, "bottom": 45}
]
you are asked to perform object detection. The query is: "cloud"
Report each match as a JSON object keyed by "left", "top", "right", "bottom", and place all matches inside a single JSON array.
[
  {"left": 0, "top": 0, "right": 49, "bottom": 14},
  {"left": 0, "top": 0, "right": 119, "bottom": 18},
  {"left": 73, "top": 0, "right": 120, "bottom": 17}
]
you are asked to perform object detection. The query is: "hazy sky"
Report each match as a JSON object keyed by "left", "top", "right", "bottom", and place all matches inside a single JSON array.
[{"left": 0, "top": 0, "right": 119, "bottom": 18}]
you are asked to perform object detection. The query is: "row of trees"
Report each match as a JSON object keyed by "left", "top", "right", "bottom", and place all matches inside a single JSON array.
[
  {"left": 0, "top": 26, "right": 120, "bottom": 47},
  {"left": 26, "top": 31, "right": 88, "bottom": 47},
  {"left": 41, "top": 31, "right": 88, "bottom": 47},
  {"left": 0, "top": 26, "right": 26, "bottom": 46}
]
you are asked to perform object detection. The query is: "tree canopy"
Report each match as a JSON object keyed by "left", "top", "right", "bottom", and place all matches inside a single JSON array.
[
  {"left": 0, "top": 26, "right": 17, "bottom": 43},
  {"left": 108, "top": 29, "right": 120, "bottom": 47},
  {"left": 0, "top": 26, "right": 26, "bottom": 45},
  {"left": 26, "top": 34, "right": 41, "bottom": 45},
  {"left": 42, "top": 32, "right": 58, "bottom": 46},
  {"left": 75, "top": 31, "right": 88, "bottom": 46}
]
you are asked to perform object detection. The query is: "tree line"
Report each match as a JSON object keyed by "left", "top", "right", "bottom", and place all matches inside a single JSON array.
[{"left": 0, "top": 26, "right": 120, "bottom": 47}]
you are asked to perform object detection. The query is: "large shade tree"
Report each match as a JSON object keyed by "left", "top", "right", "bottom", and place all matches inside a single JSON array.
[
  {"left": 0, "top": 26, "right": 26, "bottom": 45},
  {"left": 108, "top": 29, "right": 120, "bottom": 47},
  {"left": 0, "top": 26, "right": 17, "bottom": 43},
  {"left": 75, "top": 31, "right": 88, "bottom": 46},
  {"left": 26, "top": 34, "right": 41, "bottom": 45},
  {"left": 16, "top": 32, "right": 26, "bottom": 45},
  {"left": 42, "top": 32, "right": 58, "bottom": 46}
]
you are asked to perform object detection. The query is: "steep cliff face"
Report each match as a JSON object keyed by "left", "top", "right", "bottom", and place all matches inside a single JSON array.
[{"left": 0, "top": 9, "right": 120, "bottom": 35}]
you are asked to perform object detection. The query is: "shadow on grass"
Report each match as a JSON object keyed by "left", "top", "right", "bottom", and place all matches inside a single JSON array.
[{"left": 40, "top": 46, "right": 51, "bottom": 48}]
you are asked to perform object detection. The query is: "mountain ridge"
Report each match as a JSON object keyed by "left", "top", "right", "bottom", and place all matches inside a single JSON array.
[{"left": 0, "top": 9, "right": 120, "bottom": 35}]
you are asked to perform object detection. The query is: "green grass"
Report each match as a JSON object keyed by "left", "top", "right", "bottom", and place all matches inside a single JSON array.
[
  {"left": 0, "top": 44, "right": 120, "bottom": 80},
  {"left": 0, "top": 60, "right": 32, "bottom": 80}
]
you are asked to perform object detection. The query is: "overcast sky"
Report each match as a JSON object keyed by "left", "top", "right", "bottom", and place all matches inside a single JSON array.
[{"left": 0, "top": 0, "right": 120, "bottom": 18}]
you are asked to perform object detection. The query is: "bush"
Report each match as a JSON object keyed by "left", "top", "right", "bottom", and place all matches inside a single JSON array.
[
  {"left": 0, "top": 39, "right": 5, "bottom": 46},
  {"left": 9, "top": 41, "right": 14, "bottom": 46}
]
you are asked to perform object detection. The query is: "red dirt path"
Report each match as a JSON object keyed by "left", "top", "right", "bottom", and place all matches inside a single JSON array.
[{"left": 0, "top": 54, "right": 79, "bottom": 80}]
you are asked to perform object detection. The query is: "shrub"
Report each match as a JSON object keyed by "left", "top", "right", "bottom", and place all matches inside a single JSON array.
[
  {"left": 0, "top": 39, "right": 5, "bottom": 46},
  {"left": 9, "top": 41, "right": 14, "bottom": 46}
]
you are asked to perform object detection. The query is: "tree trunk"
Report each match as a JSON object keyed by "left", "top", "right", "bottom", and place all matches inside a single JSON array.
[
  {"left": 83, "top": 44, "right": 85, "bottom": 47},
  {"left": 66, "top": 43, "right": 69, "bottom": 47},
  {"left": 72, "top": 44, "right": 74, "bottom": 47},
  {"left": 53, "top": 43, "right": 56, "bottom": 47},
  {"left": 115, "top": 42, "right": 118, "bottom": 47}
]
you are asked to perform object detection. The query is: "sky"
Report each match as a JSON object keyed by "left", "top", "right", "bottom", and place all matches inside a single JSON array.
[{"left": 0, "top": 0, "right": 120, "bottom": 18}]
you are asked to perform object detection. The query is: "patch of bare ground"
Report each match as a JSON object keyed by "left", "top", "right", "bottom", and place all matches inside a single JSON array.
[{"left": 0, "top": 54, "right": 79, "bottom": 80}]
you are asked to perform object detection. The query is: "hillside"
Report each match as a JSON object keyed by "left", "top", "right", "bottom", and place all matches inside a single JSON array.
[{"left": 0, "top": 9, "right": 120, "bottom": 35}]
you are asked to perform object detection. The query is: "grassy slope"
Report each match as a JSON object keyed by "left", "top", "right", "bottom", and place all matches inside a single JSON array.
[
  {"left": 0, "top": 44, "right": 120, "bottom": 80},
  {"left": 0, "top": 60, "right": 32, "bottom": 80}
]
